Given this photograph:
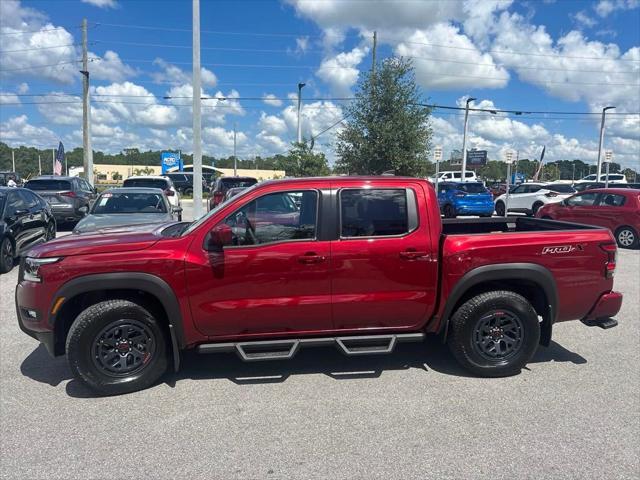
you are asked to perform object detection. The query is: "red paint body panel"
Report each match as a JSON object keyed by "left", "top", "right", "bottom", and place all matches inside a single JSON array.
[
  {"left": 16, "top": 177, "right": 622, "bottom": 355},
  {"left": 583, "top": 291, "right": 623, "bottom": 320}
]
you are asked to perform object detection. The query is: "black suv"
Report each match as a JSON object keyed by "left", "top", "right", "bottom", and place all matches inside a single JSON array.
[
  {"left": 24, "top": 176, "right": 97, "bottom": 224},
  {"left": 209, "top": 176, "right": 258, "bottom": 210},
  {"left": 164, "top": 172, "right": 208, "bottom": 196}
]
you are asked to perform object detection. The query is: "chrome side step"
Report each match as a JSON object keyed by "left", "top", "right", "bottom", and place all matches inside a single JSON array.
[{"left": 197, "top": 333, "right": 425, "bottom": 362}]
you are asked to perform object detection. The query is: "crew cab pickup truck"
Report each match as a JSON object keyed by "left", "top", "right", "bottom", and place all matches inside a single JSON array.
[{"left": 16, "top": 177, "right": 623, "bottom": 395}]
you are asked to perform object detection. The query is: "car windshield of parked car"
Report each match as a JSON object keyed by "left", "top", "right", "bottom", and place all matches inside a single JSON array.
[
  {"left": 457, "top": 183, "right": 487, "bottom": 194},
  {"left": 92, "top": 192, "right": 167, "bottom": 214},
  {"left": 547, "top": 184, "right": 576, "bottom": 193},
  {"left": 123, "top": 179, "right": 168, "bottom": 190},
  {"left": 221, "top": 178, "right": 257, "bottom": 189},
  {"left": 25, "top": 179, "right": 72, "bottom": 191}
]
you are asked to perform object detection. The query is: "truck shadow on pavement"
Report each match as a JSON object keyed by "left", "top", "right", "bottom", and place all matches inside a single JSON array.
[{"left": 20, "top": 337, "right": 587, "bottom": 398}]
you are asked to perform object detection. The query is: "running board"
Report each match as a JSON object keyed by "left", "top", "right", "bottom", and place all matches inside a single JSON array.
[{"left": 197, "top": 333, "right": 425, "bottom": 362}]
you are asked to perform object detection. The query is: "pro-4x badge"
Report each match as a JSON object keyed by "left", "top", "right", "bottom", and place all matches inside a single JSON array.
[{"left": 541, "top": 245, "right": 576, "bottom": 254}]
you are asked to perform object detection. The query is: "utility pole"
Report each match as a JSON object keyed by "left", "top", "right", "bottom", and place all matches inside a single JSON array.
[
  {"left": 38, "top": 155, "right": 41, "bottom": 175},
  {"left": 11, "top": 149, "right": 15, "bottom": 172},
  {"left": 604, "top": 150, "right": 613, "bottom": 188},
  {"left": 81, "top": 18, "right": 93, "bottom": 185},
  {"left": 572, "top": 163, "right": 575, "bottom": 182},
  {"left": 233, "top": 123, "right": 237, "bottom": 176},
  {"left": 433, "top": 146, "right": 443, "bottom": 192},
  {"left": 505, "top": 150, "right": 514, "bottom": 216},
  {"left": 51, "top": 149, "right": 55, "bottom": 175},
  {"left": 596, "top": 106, "right": 615, "bottom": 181},
  {"left": 461, "top": 97, "right": 476, "bottom": 182},
  {"left": 192, "top": 0, "right": 203, "bottom": 218},
  {"left": 296, "top": 82, "right": 305, "bottom": 144}
]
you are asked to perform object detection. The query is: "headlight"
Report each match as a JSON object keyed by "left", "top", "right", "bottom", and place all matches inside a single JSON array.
[{"left": 23, "top": 257, "right": 62, "bottom": 283}]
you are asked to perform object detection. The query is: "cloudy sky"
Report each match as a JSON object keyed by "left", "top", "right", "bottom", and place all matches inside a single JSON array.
[{"left": 0, "top": 0, "right": 639, "bottom": 168}]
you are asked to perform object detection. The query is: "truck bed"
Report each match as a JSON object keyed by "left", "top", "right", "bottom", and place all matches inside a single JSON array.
[{"left": 441, "top": 216, "right": 601, "bottom": 235}]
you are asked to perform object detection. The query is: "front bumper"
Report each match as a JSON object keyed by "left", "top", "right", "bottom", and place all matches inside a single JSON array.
[{"left": 15, "top": 281, "right": 56, "bottom": 356}]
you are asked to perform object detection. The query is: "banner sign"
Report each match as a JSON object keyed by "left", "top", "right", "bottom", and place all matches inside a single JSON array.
[
  {"left": 466, "top": 150, "right": 488, "bottom": 166},
  {"left": 161, "top": 151, "right": 182, "bottom": 174}
]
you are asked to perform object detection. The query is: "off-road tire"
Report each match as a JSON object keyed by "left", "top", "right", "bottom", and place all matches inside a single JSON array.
[
  {"left": 448, "top": 290, "right": 540, "bottom": 377},
  {"left": 66, "top": 299, "right": 168, "bottom": 395}
]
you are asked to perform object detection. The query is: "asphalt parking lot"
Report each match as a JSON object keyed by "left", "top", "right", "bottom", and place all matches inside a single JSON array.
[{"left": 0, "top": 210, "right": 638, "bottom": 479}]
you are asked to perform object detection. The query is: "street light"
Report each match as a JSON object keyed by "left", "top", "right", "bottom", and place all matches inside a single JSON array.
[
  {"left": 433, "top": 145, "right": 443, "bottom": 191},
  {"left": 596, "top": 106, "right": 615, "bottom": 181},
  {"left": 461, "top": 97, "right": 476, "bottom": 183},
  {"left": 604, "top": 150, "right": 613, "bottom": 188},
  {"left": 504, "top": 150, "right": 514, "bottom": 217},
  {"left": 296, "top": 82, "right": 306, "bottom": 144}
]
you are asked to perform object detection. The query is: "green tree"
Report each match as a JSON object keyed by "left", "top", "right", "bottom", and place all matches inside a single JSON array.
[
  {"left": 275, "top": 141, "right": 330, "bottom": 177},
  {"left": 335, "top": 57, "right": 431, "bottom": 176}
]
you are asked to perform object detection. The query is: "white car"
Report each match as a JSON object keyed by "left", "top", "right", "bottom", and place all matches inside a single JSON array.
[
  {"left": 494, "top": 182, "right": 576, "bottom": 216},
  {"left": 430, "top": 170, "right": 478, "bottom": 182},
  {"left": 122, "top": 175, "right": 181, "bottom": 219},
  {"left": 575, "top": 173, "right": 627, "bottom": 184}
]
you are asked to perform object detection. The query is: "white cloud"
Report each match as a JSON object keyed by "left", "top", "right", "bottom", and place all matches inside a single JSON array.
[
  {"left": 0, "top": 115, "right": 59, "bottom": 148},
  {"left": 81, "top": 0, "right": 118, "bottom": 8},
  {"left": 595, "top": 0, "right": 639, "bottom": 17},
  {"left": 151, "top": 58, "right": 217, "bottom": 87},
  {"left": 316, "top": 46, "right": 369, "bottom": 95},
  {"left": 88, "top": 50, "right": 136, "bottom": 82},
  {"left": 203, "top": 127, "right": 248, "bottom": 153},
  {"left": 262, "top": 94, "right": 283, "bottom": 107},
  {"left": 0, "top": 92, "right": 20, "bottom": 105},
  {"left": 572, "top": 10, "right": 597, "bottom": 28},
  {"left": 258, "top": 112, "right": 288, "bottom": 135},
  {"left": 17, "top": 83, "right": 29, "bottom": 94}
]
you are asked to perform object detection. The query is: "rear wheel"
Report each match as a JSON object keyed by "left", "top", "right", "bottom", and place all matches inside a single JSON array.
[
  {"left": 0, "top": 237, "right": 15, "bottom": 274},
  {"left": 443, "top": 204, "right": 457, "bottom": 218},
  {"left": 615, "top": 226, "right": 638, "bottom": 249},
  {"left": 45, "top": 220, "right": 56, "bottom": 241},
  {"left": 531, "top": 202, "right": 544, "bottom": 216},
  {"left": 184, "top": 188, "right": 193, "bottom": 196},
  {"left": 495, "top": 201, "right": 505, "bottom": 217},
  {"left": 447, "top": 291, "right": 540, "bottom": 377},
  {"left": 66, "top": 299, "right": 169, "bottom": 395}
]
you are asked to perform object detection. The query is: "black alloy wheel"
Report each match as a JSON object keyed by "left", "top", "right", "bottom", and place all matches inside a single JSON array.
[{"left": 0, "top": 237, "right": 14, "bottom": 274}]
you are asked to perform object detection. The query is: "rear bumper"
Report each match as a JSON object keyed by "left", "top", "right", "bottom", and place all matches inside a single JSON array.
[
  {"left": 454, "top": 204, "right": 495, "bottom": 215},
  {"left": 582, "top": 291, "right": 623, "bottom": 321},
  {"left": 50, "top": 204, "right": 83, "bottom": 222}
]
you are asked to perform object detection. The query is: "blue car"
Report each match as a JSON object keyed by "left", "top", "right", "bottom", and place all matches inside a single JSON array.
[{"left": 436, "top": 182, "right": 495, "bottom": 218}]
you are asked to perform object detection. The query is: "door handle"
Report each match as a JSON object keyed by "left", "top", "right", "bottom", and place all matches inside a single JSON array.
[
  {"left": 298, "top": 253, "right": 326, "bottom": 264},
  {"left": 399, "top": 250, "right": 429, "bottom": 260}
]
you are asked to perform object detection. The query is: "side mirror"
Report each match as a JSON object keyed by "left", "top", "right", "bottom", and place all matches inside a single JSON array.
[
  {"left": 172, "top": 206, "right": 183, "bottom": 214},
  {"left": 205, "top": 224, "right": 233, "bottom": 252}
]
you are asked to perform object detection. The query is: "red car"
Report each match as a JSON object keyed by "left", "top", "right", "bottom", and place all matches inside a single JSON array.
[
  {"left": 16, "top": 177, "right": 622, "bottom": 395},
  {"left": 537, "top": 188, "right": 640, "bottom": 249}
]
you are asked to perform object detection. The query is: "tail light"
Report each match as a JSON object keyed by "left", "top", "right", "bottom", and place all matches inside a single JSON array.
[
  {"left": 59, "top": 191, "right": 76, "bottom": 198},
  {"left": 213, "top": 191, "right": 224, "bottom": 205},
  {"left": 164, "top": 189, "right": 175, "bottom": 197},
  {"left": 545, "top": 192, "right": 558, "bottom": 198},
  {"left": 600, "top": 243, "right": 617, "bottom": 278}
]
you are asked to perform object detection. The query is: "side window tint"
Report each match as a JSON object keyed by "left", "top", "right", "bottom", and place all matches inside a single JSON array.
[
  {"left": 6, "top": 192, "right": 26, "bottom": 215},
  {"left": 224, "top": 190, "right": 317, "bottom": 246},
  {"left": 19, "top": 190, "right": 38, "bottom": 208},
  {"left": 340, "top": 189, "right": 408, "bottom": 238},
  {"left": 600, "top": 194, "right": 626, "bottom": 207},
  {"left": 567, "top": 193, "right": 598, "bottom": 206}
]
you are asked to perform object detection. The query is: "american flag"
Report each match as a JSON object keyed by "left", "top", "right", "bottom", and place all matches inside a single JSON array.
[{"left": 54, "top": 141, "right": 64, "bottom": 176}]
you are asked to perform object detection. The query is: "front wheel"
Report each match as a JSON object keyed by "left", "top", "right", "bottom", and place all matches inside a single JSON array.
[
  {"left": 615, "top": 226, "right": 638, "bottom": 249},
  {"left": 495, "top": 201, "right": 505, "bottom": 217},
  {"left": 66, "top": 299, "right": 169, "bottom": 395},
  {"left": 0, "top": 237, "right": 15, "bottom": 274},
  {"left": 447, "top": 290, "right": 540, "bottom": 377}
]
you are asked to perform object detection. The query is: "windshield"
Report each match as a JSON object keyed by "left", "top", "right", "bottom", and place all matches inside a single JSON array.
[
  {"left": 457, "top": 183, "right": 487, "bottom": 193},
  {"left": 181, "top": 183, "right": 257, "bottom": 236},
  {"left": 25, "top": 179, "right": 71, "bottom": 191},
  {"left": 123, "top": 179, "right": 168, "bottom": 190},
  {"left": 547, "top": 184, "right": 576, "bottom": 193},
  {"left": 92, "top": 192, "right": 167, "bottom": 214}
]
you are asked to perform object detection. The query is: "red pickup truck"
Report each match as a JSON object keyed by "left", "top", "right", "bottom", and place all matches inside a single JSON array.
[{"left": 16, "top": 177, "right": 622, "bottom": 395}]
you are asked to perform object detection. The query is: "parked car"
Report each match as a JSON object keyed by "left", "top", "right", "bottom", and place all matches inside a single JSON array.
[
  {"left": 24, "top": 176, "right": 96, "bottom": 225},
  {"left": 0, "top": 171, "right": 22, "bottom": 187},
  {"left": 1, "top": 187, "right": 56, "bottom": 273},
  {"left": 574, "top": 182, "right": 640, "bottom": 192},
  {"left": 164, "top": 172, "right": 208, "bottom": 196},
  {"left": 494, "top": 182, "right": 576, "bottom": 216},
  {"left": 576, "top": 173, "right": 627, "bottom": 184},
  {"left": 430, "top": 170, "right": 477, "bottom": 183},
  {"left": 16, "top": 176, "right": 622, "bottom": 395},
  {"left": 223, "top": 186, "right": 249, "bottom": 201},
  {"left": 73, "top": 188, "right": 181, "bottom": 234},
  {"left": 122, "top": 176, "right": 181, "bottom": 220},
  {"left": 209, "top": 176, "right": 258, "bottom": 210},
  {"left": 536, "top": 188, "right": 640, "bottom": 249},
  {"left": 437, "top": 182, "right": 494, "bottom": 218},
  {"left": 487, "top": 183, "right": 507, "bottom": 198}
]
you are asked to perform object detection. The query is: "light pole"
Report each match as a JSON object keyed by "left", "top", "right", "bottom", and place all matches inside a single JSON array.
[
  {"left": 461, "top": 97, "right": 476, "bottom": 182},
  {"left": 604, "top": 150, "right": 613, "bottom": 188},
  {"left": 433, "top": 146, "right": 443, "bottom": 192},
  {"left": 296, "top": 82, "right": 306, "bottom": 144},
  {"left": 505, "top": 150, "right": 514, "bottom": 217},
  {"left": 596, "top": 106, "right": 615, "bottom": 181},
  {"left": 192, "top": 0, "right": 204, "bottom": 219}
]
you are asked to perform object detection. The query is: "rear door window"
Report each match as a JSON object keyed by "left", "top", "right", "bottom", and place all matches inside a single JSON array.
[
  {"left": 567, "top": 193, "right": 599, "bottom": 206},
  {"left": 598, "top": 193, "right": 626, "bottom": 207},
  {"left": 340, "top": 189, "right": 409, "bottom": 238}
]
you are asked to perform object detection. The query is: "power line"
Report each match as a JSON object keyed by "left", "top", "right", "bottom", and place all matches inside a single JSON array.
[
  {"left": 0, "top": 60, "right": 81, "bottom": 72},
  {"left": 398, "top": 39, "right": 640, "bottom": 62},
  {"left": 97, "top": 39, "right": 322, "bottom": 54},
  {"left": 1, "top": 43, "right": 84, "bottom": 53},
  {"left": 0, "top": 25, "right": 81, "bottom": 36}
]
